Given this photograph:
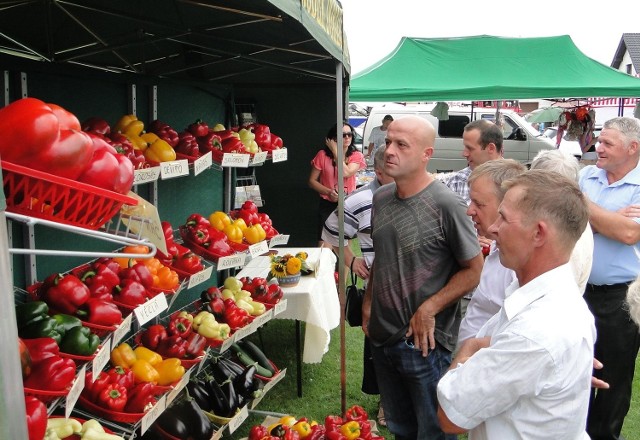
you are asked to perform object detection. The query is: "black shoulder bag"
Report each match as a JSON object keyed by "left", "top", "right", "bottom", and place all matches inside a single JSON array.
[{"left": 345, "top": 258, "right": 365, "bottom": 327}]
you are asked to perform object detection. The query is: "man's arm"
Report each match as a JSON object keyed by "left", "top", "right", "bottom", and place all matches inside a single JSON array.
[
  {"left": 362, "top": 262, "right": 374, "bottom": 337},
  {"left": 407, "top": 253, "right": 484, "bottom": 356},
  {"left": 587, "top": 199, "right": 640, "bottom": 245}
]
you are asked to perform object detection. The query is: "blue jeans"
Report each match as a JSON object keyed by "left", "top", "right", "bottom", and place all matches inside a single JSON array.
[{"left": 371, "top": 338, "right": 456, "bottom": 440}]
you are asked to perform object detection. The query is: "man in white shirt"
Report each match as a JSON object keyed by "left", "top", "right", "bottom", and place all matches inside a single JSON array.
[
  {"left": 365, "top": 114, "right": 392, "bottom": 162},
  {"left": 437, "top": 170, "right": 596, "bottom": 440}
]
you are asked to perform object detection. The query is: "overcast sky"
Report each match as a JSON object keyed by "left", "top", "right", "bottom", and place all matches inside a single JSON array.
[{"left": 340, "top": 0, "right": 636, "bottom": 75}]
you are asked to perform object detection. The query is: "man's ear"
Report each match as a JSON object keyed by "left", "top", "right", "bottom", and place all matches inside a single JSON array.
[
  {"left": 485, "top": 143, "right": 497, "bottom": 154},
  {"left": 629, "top": 140, "right": 639, "bottom": 156},
  {"left": 533, "top": 220, "right": 549, "bottom": 248},
  {"left": 424, "top": 146, "right": 434, "bottom": 160}
]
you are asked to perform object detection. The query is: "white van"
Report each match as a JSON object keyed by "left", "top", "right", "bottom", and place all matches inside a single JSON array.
[{"left": 363, "top": 104, "right": 556, "bottom": 173}]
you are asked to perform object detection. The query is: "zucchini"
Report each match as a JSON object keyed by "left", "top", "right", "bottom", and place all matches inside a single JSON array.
[
  {"left": 230, "top": 343, "right": 273, "bottom": 378},
  {"left": 237, "top": 339, "right": 276, "bottom": 375}
]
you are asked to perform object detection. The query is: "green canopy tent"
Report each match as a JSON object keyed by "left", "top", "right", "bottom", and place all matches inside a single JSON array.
[{"left": 350, "top": 35, "right": 640, "bottom": 102}]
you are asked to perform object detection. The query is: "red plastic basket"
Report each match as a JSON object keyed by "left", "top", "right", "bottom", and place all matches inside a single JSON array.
[
  {"left": 2, "top": 160, "right": 138, "bottom": 230},
  {"left": 24, "top": 386, "right": 69, "bottom": 403},
  {"left": 77, "top": 394, "right": 145, "bottom": 423}
]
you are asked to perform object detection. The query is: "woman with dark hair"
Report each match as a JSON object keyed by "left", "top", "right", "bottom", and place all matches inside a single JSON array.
[{"left": 308, "top": 122, "right": 366, "bottom": 246}]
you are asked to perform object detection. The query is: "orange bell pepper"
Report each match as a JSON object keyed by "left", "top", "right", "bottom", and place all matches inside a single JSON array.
[{"left": 156, "top": 266, "right": 179, "bottom": 290}]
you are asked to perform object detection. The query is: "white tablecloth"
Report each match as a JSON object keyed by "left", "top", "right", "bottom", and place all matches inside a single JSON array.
[{"left": 236, "top": 247, "right": 339, "bottom": 363}]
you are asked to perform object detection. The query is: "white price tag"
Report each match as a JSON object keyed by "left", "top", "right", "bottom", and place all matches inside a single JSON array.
[
  {"left": 141, "top": 395, "right": 167, "bottom": 434},
  {"left": 160, "top": 159, "right": 190, "bottom": 179},
  {"left": 188, "top": 266, "right": 213, "bottom": 289},
  {"left": 249, "top": 241, "right": 269, "bottom": 259},
  {"left": 264, "top": 368, "right": 286, "bottom": 393},
  {"left": 92, "top": 338, "right": 112, "bottom": 376},
  {"left": 228, "top": 405, "right": 249, "bottom": 434},
  {"left": 250, "top": 151, "right": 267, "bottom": 165},
  {"left": 167, "top": 369, "right": 191, "bottom": 406},
  {"left": 134, "top": 166, "right": 161, "bottom": 185},
  {"left": 112, "top": 314, "right": 132, "bottom": 347},
  {"left": 253, "top": 309, "right": 272, "bottom": 328},
  {"left": 271, "top": 148, "right": 288, "bottom": 162},
  {"left": 269, "top": 234, "right": 290, "bottom": 247},
  {"left": 134, "top": 294, "right": 169, "bottom": 326},
  {"left": 274, "top": 299, "right": 287, "bottom": 316},
  {"left": 65, "top": 365, "right": 86, "bottom": 418},
  {"left": 217, "top": 253, "right": 246, "bottom": 270},
  {"left": 251, "top": 393, "right": 264, "bottom": 409},
  {"left": 233, "top": 321, "right": 256, "bottom": 341},
  {"left": 222, "top": 153, "right": 250, "bottom": 168},
  {"left": 219, "top": 335, "right": 235, "bottom": 354},
  {"left": 194, "top": 152, "right": 213, "bottom": 176}
]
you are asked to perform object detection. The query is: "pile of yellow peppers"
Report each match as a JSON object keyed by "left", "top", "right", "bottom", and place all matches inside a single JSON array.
[
  {"left": 110, "top": 342, "right": 185, "bottom": 386},
  {"left": 114, "top": 115, "right": 176, "bottom": 163}
]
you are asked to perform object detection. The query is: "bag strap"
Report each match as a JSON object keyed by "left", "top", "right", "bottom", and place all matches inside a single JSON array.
[{"left": 349, "top": 257, "right": 358, "bottom": 286}]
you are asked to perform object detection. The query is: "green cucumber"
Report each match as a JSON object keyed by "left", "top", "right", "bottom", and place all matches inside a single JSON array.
[
  {"left": 230, "top": 343, "right": 273, "bottom": 378},
  {"left": 237, "top": 339, "right": 276, "bottom": 375}
]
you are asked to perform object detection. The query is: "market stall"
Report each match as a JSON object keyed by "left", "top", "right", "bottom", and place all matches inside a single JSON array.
[{"left": 0, "top": 1, "right": 351, "bottom": 438}]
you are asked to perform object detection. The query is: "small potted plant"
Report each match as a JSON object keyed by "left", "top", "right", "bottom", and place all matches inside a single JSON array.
[{"left": 269, "top": 252, "right": 310, "bottom": 286}]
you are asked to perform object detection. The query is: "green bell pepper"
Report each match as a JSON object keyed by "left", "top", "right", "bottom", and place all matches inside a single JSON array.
[
  {"left": 51, "top": 313, "right": 83, "bottom": 337},
  {"left": 15, "top": 301, "right": 49, "bottom": 329},
  {"left": 19, "top": 316, "right": 63, "bottom": 344},
  {"left": 59, "top": 326, "right": 99, "bottom": 356}
]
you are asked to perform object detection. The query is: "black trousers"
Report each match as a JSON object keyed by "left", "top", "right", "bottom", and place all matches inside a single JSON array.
[
  {"left": 362, "top": 336, "right": 380, "bottom": 395},
  {"left": 584, "top": 282, "right": 640, "bottom": 440}
]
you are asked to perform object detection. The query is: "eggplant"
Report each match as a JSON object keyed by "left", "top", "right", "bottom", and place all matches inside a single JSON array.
[
  {"left": 218, "top": 356, "right": 245, "bottom": 377},
  {"left": 205, "top": 377, "right": 232, "bottom": 417},
  {"left": 187, "top": 378, "right": 213, "bottom": 412},
  {"left": 222, "top": 378, "right": 239, "bottom": 417},
  {"left": 233, "top": 364, "right": 257, "bottom": 400},
  {"left": 177, "top": 393, "right": 215, "bottom": 440},
  {"left": 157, "top": 405, "right": 190, "bottom": 438},
  {"left": 211, "top": 357, "right": 238, "bottom": 383}
]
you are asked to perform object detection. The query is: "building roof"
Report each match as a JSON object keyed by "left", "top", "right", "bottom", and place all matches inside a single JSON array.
[{"left": 612, "top": 33, "right": 640, "bottom": 73}]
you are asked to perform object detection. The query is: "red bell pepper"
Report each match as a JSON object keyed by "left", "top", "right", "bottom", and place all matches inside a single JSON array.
[
  {"left": 324, "top": 415, "right": 344, "bottom": 432},
  {"left": 175, "top": 131, "right": 200, "bottom": 157},
  {"left": 107, "top": 365, "right": 135, "bottom": 391},
  {"left": 223, "top": 299, "right": 251, "bottom": 328},
  {"left": 43, "top": 273, "right": 90, "bottom": 314},
  {"left": 83, "top": 370, "right": 113, "bottom": 402},
  {"left": 186, "top": 213, "right": 210, "bottom": 228},
  {"left": 24, "top": 396, "right": 47, "bottom": 440},
  {"left": 168, "top": 316, "right": 193, "bottom": 338},
  {"left": 264, "top": 283, "right": 284, "bottom": 304},
  {"left": 197, "top": 131, "right": 222, "bottom": 154},
  {"left": 77, "top": 134, "right": 135, "bottom": 194},
  {"left": 120, "top": 262, "right": 154, "bottom": 289},
  {"left": 94, "top": 257, "right": 122, "bottom": 275},
  {"left": 156, "top": 334, "right": 188, "bottom": 359},
  {"left": 187, "top": 224, "right": 210, "bottom": 247},
  {"left": 23, "top": 355, "right": 76, "bottom": 391},
  {"left": 185, "top": 332, "right": 207, "bottom": 357},
  {"left": 114, "top": 279, "right": 149, "bottom": 307},
  {"left": 140, "top": 324, "right": 168, "bottom": 350},
  {"left": 162, "top": 221, "right": 175, "bottom": 242},
  {"left": 207, "top": 228, "right": 234, "bottom": 256},
  {"left": 251, "top": 123, "right": 272, "bottom": 151},
  {"left": 326, "top": 430, "right": 346, "bottom": 440},
  {"left": 47, "top": 103, "right": 81, "bottom": 131},
  {"left": 76, "top": 298, "right": 122, "bottom": 326},
  {"left": 173, "top": 252, "right": 204, "bottom": 274},
  {"left": 221, "top": 136, "right": 247, "bottom": 154},
  {"left": 205, "top": 296, "right": 225, "bottom": 321},
  {"left": 43, "top": 128, "right": 95, "bottom": 180},
  {"left": 97, "top": 383, "right": 128, "bottom": 411},
  {"left": 125, "top": 382, "right": 157, "bottom": 413},
  {"left": 270, "top": 133, "right": 283, "bottom": 149},
  {"left": 82, "top": 116, "right": 111, "bottom": 136},
  {"left": 249, "top": 425, "right": 269, "bottom": 440},
  {"left": 80, "top": 262, "right": 120, "bottom": 301},
  {"left": 188, "top": 119, "right": 209, "bottom": 137},
  {"left": 21, "top": 337, "right": 60, "bottom": 365},
  {"left": 110, "top": 131, "right": 147, "bottom": 170},
  {"left": 345, "top": 405, "right": 369, "bottom": 423},
  {"left": 148, "top": 120, "right": 179, "bottom": 147},
  {"left": 307, "top": 425, "right": 326, "bottom": 440}
]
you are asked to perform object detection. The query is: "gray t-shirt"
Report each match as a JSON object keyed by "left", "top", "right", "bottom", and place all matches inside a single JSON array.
[{"left": 369, "top": 180, "right": 480, "bottom": 351}]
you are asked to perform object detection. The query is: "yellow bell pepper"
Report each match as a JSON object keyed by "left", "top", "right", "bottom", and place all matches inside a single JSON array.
[
  {"left": 133, "top": 346, "right": 162, "bottom": 366},
  {"left": 177, "top": 311, "right": 194, "bottom": 322},
  {"left": 340, "top": 421, "right": 360, "bottom": 440},
  {"left": 123, "top": 120, "right": 144, "bottom": 137},
  {"left": 223, "top": 223, "right": 244, "bottom": 244},
  {"left": 154, "top": 358, "right": 185, "bottom": 386},
  {"left": 292, "top": 421, "right": 312, "bottom": 439},
  {"left": 131, "top": 359, "right": 160, "bottom": 384},
  {"left": 143, "top": 134, "right": 176, "bottom": 163},
  {"left": 110, "top": 342, "right": 136, "bottom": 368},
  {"left": 114, "top": 114, "right": 138, "bottom": 133}
]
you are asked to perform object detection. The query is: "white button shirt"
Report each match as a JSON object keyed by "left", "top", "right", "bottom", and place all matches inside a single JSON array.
[{"left": 438, "top": 264, "right": 595, "bottom": 440}]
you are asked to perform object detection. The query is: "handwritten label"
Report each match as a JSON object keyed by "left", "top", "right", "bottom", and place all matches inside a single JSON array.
[
  {"left": 249, "top": 241, "right": 269, "bottom": 259},
  {"left": 160, "top": 159, "right": 189, "bottom": 179},
  {"left": 274, "top": 299, "right": 288, "bottom": 316},
  {"left": 167, "top": 369, "right": 191, "bottom": 406},
  {"left": 233, "top": 322, "right": 255, "bottom": 341},
  {"left": 228, "top": 405, "right": 249, "bottom": 434},
  {"left": 133, "top": 166, "right": 160, "bottom": 185},
  {"left": 272, "top": 148, "right": 288, "bottom": 162},
  {"left": 113, "top": 314, "right": 132, "bottom": 347},
  {"left": 219, "top": 335, "right": 235, "bottom": 354},
  {"left": 250, "top": 151, "right": 267, "bottom": 166},
  {"left": 120, "top": 193, "right": 167, "bottom": 255},
  {"left": 141, "top": 395, "right": 167, "bottom": 434},
  {"left": 92, "top": 339, "right": 111, "bottom": 376},
  {"left": 222, "top": 153, "right": 250, "bottom": 168},
  {"left": 188, "top": 266, "right": 213, "bottom": 289},
  {"left": 65, "top": 366, "right": 86, "bottom": 417},
  {"left": 217, "top": 253, "right": 246, "bottom": 270},
  {"left": 264, "top": 368, "right": 286, "bottom": 393},
  {"left": 194, "top": 152, "right": 213, "bottom": 176},
  {"left": 269, "top": 234, "right": 290, "bottom": 247},
  {"left": 253, "top": 310, "right": 272, "bottom": 328},
  {"left": 134, "top": 294, "right": 169, "bottom": 326}
]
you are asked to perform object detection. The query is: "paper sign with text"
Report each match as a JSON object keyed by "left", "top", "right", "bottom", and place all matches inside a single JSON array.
[
  {"left": 249, "top": 241, "right": 269, "bottom": 259},
  {"left": 65, "top": 365, "right": 86, "bottom": 418},
  {"left": 250, "top": 151, "right": 267, "bottom": 166},
  {"left": 119, "top": 192, "right": 167, "bottom": 255},
  {"left": 112, "top": 314, "right": 132, "bottom": 348},
  {"left": 217, "top": 253, "right": 246, "bottom": 270},
  {"left": 222, "top": 153, "right": 250, "bottom": 168},
  {"left": 92, "top": 339, "right": 111, "bottom": 376},
  {"left": 269, "top": 235, "right": 289, "bottom": 247},
  {"left": 188, "top": 266, "right": 213, "bottom": 289},
  {"left": 228, "top": 406, "right": 249, "bottom": 434},
  {"left": 194, "top": 152, "right": 213, "bottom": 176},
  {"left": 160, "top": 159, "right": 190, "bottom": 179},
  {"left": 134, "top": 293, "right": 169, "bottom": 326},
  {"left": 133, "top": 166, "right": 161, "bottom": 185},
  {"left": 141, "top": 395, "right": 167, "bottom": 434},
  {"left": 272, "top": 148, "right": 287, "bottom": 162}
]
